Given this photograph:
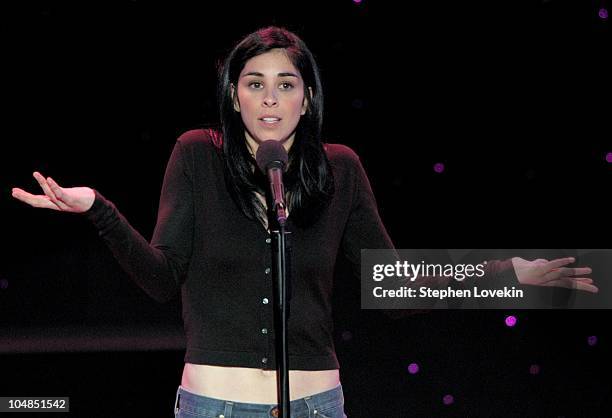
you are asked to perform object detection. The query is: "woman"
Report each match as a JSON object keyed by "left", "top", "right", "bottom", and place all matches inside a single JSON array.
[
  {"left": 11, "top": 26, "right": 597, "bottom": 418},
  {"left": 13, "top": 27, "right": 363, "bottom": 418}
]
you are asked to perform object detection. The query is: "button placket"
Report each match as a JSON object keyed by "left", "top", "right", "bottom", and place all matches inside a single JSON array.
[{"left": 260, "top": 232, "right": 274, "bottom": 370}]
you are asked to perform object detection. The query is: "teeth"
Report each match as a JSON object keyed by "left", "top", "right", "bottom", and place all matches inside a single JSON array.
[{"left": 262, "top": 118, "right": 280, "bottom": 122}]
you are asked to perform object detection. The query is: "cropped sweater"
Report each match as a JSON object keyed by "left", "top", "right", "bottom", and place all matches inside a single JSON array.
[{"left": 83, "top": 129, "right": 516, "bottom": 370}]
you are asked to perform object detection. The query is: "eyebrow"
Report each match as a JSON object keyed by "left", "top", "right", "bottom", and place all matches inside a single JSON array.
[{"left": 241, "top": 71, "right": 300, "bottom": 78}]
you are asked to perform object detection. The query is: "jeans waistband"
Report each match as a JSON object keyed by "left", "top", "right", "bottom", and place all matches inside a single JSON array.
[{"left": 174, "top": 383, "right": 344, "bottom": 417}]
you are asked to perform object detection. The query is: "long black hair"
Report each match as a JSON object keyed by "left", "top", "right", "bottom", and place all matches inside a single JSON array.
[{"left": 216, "top": 26, "right": 334, "bottom": 228}]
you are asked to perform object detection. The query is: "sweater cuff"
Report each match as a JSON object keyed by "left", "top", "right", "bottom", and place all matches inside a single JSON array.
[
  {"left": 81, "top": 189, "right": 120, "bottom": 233},
  {"left": 481, "top": 258, "right": 519, "bottom": 288}
]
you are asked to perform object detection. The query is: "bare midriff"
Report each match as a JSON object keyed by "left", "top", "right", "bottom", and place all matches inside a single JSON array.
[{"left": 181, "top": 363, "right": 340, "bottom": 403}]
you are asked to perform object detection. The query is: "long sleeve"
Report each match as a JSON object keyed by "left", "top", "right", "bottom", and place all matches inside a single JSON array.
[
  {"left": 338, "top": 150, "right": 416, "bottom": 318},
  {"left": 339, "top": 151, "right": 519, "bottom": 317},
  {"left": 82, "top": 139, "right": 194, "bottom": 303},
  {"left": 340, "top": 150, "right": 395, "bottom": 271}
]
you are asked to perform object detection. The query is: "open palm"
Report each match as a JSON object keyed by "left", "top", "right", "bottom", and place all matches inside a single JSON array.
[{"left": 11, "top": 171, "right": 95, "bottom": 213}]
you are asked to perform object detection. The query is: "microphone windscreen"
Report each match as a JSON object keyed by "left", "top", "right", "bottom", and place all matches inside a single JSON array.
[{"left": 255, "top": 140, "right": 289, "bottom": 173}]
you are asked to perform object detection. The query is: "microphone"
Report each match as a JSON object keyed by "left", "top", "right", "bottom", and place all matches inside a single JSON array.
[{"left": 255, "top": 140, "right": 289, "bottom": 226}]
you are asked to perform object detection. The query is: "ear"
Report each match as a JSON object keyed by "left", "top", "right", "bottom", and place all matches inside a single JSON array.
[
  {"left": 231, "top": 83, "right": 240, "bottom": 112},
  {"left": 301, "top": 86, "right": 313, "bottom": 115}
]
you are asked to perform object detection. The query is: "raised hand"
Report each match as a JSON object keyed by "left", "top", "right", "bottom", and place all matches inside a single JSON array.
[
  {"left": 512, "top": 256, "right": 598, "bottom": 293},
  {"left": 11, "top": 172, "right": 95, "bottom": 213}
]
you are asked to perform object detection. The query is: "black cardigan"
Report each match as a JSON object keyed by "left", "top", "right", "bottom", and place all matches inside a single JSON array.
[
  {"left": 83, "top": 129, "right": 519, "bottom": 369},
  {"left": 83, "top": 129, "right": 396, "bottom": 370}
]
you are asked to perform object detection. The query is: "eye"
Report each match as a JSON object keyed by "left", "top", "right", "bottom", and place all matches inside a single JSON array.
[
  {"left": 248, "top": 81, "right": 263, "bottom": 89},
  {"left": 279, "top": 82, "right": 294, "bottom": 90}
]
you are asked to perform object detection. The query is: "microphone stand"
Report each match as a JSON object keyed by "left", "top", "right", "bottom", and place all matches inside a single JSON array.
[{"left": 271, "top": 204, "right": 291, "bottom": 418}]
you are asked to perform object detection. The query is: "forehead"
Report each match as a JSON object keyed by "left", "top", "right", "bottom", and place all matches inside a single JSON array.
[{"left": 240, "top": 49, "right": 300, "bottom": 77}]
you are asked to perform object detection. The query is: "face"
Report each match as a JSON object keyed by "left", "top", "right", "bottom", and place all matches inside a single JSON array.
[{"left": 232, "top": 48, "right": 310, "bottom": 154}]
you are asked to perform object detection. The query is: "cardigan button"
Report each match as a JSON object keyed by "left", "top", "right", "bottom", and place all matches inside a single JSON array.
[
  {"left": 262, "top": 357, "right": 268, "bottom": 364},
  {"left": 265, "top": 268, "right": 271, "bottom": 275},
  {"left": 266, "top": 237, "right": 271, "bottom": 244},
  {"left": 270, "top": 406, "right": 279, "bottom": 417},
  {"left": 262, "top": 298, "right": 269, "bottom": 304},
  {"left": 262, "top": 328, "right": 268, "bottom": 334}
]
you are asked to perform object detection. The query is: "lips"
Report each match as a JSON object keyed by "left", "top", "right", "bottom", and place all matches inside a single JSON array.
[{"left": 259, "top": 116, "right": 282, "bottom": 126}]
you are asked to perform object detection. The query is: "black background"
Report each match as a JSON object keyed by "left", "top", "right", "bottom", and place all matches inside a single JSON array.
[{"left": 1, "top": 1, "right": 610, "bottom": 417}]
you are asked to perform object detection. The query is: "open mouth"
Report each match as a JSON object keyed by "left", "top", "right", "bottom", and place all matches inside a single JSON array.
[{"left": 259, "top": 117, "right": 282, "bottom": 126}]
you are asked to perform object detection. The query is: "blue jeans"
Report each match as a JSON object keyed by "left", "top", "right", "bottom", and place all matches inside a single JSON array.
[{"left": 173, "top": 383, "right": 347, "bottom": 418}]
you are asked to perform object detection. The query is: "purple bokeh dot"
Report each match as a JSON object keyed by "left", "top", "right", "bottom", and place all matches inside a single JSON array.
[
  {"left": 341, "top": 330, "right": 353, "bottom": 341},
  {"left": 443, "top": 394, "right": 454, "bottom": 405},
  {"left": 433, "top": 163, "right": 445, "bottom": 173},
  {"left": 505, "top": 315, "right": 517, "bottom": 327},
  {"left": 599, "top": 8, "right": 608, "bottom": 20},
  {"left": 353, "top": 0, "right": 362, "bottom": 4},
  {"left": 587, "top": 335, "right": 598, "bottom": 346},
  {"left": 606, "top": 152, "right": 612, "bottom": 163},
  {"left": 529, "top": 364, "right": 541, "bottom": 375},
  {"left": 0, "top": 279, "right": 8, "bottom": 290},
  {"left": 407, "top": 363, "right": 419, "bottom": 374}
]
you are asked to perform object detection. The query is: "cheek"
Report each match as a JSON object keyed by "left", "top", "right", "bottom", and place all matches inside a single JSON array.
[
  {"left": 237, "top": 91, "right": 253, "bottom": 112},
  {"left": 287, "top": 94, "right": 305, "bottom": 116}
]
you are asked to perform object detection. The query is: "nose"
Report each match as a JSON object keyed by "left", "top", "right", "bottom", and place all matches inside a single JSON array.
[{"left": 263, "top": 88, "right": 278, "bottom": 107}]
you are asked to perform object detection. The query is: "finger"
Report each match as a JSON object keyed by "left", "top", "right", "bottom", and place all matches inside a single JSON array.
[
  {"left": 33, "top": 172, "right": 70, "bottom": 211},
  {"left": 46, "top": 177, "right": 64, "bottom": 200},
  {"left": 543, "top": 278, "right": 599, "bottom": 293},
  {"left": 33, "top": 172, "right": 59, "bottom": 203},
  {"left": 547, "top": 266, "right": 592, "bottom": 280},
  {"left": 11, "top": 187, "right": 61, "bottom": 210},
  {"left": 545, "top": 257, "right": 575, "bottom": 271},
  {"left": 568, "top": 267, "right": 592, "bottom": 276},
  {"left": 573, "top": 281, "right": 598, "bottom": 293},
  {"left": 543, "top": 267, "right": 572, "bottom": 281},
  {"left": 533, "top": 258, "right": 549, "bottom": 264},
  {"left": 561, "top": 277, "right": 594, "bottom": 283},
  {"left": 46, "top": 177, "right": 71, "bottom": 211},
  {"left": 572, "top": 281, "right": 598, "bottom": 293}
]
